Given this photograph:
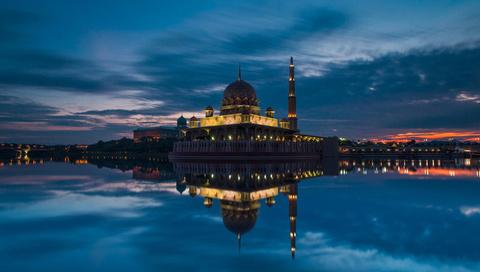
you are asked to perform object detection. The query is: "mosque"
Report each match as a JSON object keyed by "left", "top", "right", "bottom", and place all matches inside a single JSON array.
[
  {"left": 184, "top": 57, "right": 298, "bottom": 141},
  {"left": 170, "top": 58, "right": 338, "bottom": 158}
]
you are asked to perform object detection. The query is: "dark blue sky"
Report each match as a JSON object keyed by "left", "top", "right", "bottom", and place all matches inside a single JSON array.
[{"left": 1, "top": 1, "right": 480, "bottom": 144}]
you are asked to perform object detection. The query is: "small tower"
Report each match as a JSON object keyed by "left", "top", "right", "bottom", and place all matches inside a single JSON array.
[
  {"left": 189, "top": 186, "right": 197, "bottom": 197},
  {"left": 204, "top": 197, "right": 213, "bottom": 208},
  {"left": 205, "top": 106, "right": 214, "bottom": 117},
  {"left": 288, "top": 57, "right": 298, "bottom": 131},
  {"left": 266, "top": 196, "right": 275, "bottom": 207},
  {"left": 280, "top": 185, "right": 290, "bottom": 196},
  {"left": 280, "top": 118, "right": 289, "bottom": 129},
  {"left": 189, "top": 116, "right": 199, "bottom": 128},
  {"left": 265, "top": 107, "right": 274, "bottom": 118},
  {"left": 177, "top": 115, "right": 187, "bottom": 128}
]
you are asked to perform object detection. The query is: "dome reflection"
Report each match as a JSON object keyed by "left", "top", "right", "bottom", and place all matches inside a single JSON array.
[{"left": 172, "top": 159, "right": 327, "bottom": 258}]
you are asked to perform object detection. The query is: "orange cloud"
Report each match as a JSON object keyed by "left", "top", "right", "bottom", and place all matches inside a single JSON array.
[{"left": 382, "top": 131, "right": 480, "bottom": 141}]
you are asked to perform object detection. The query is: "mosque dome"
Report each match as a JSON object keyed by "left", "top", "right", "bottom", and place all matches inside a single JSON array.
[
  {"left": 177, "top": 115, "right": 186, "bottom": 123},
  {"left": 222, "top": 210, "right": 258, "bottom": 236},
  {"left": 190, "top": 116, "right": 197, "bottom": 121},
  {"left": 266, "top": 107, "right": 273, "bottom": 111},
  {"left": 206, "top": 105, "right": 213, "bottom": 110},
  {"left": 177, "top": 115, "right": 187, "bottom": 126},
  {"left": 281, "top": 118, "right": 288, "bottom": 122},
  {"left": 223, "top": 80, "right": 257, "bottom": 101},
  {"left": 176, "top": 183, "right": 186, "bottom": 194}
]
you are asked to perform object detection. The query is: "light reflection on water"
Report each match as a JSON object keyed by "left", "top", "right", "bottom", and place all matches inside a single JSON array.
[{"left": 0, "top": 158, "right": 479, "bottom": 271}]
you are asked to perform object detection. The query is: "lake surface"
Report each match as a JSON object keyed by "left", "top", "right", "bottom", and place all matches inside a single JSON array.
[{"left": 1, "top": 157, "right": 479, "bottom": 272}]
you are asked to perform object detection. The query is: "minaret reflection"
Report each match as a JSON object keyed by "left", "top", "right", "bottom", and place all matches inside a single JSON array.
[
  {"left": 289, "top": 183, "right": 297, "bottom": 259},
  {"left": 280, "top": 182, "right": 298, "bottom": 259},
  {"left": 172, "top": 159, "right": 329, "bottom": 257}
]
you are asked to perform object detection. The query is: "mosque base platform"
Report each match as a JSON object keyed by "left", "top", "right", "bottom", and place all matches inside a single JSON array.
[{"left": 168, "top": 152, "right": 320, "bottom": 161}]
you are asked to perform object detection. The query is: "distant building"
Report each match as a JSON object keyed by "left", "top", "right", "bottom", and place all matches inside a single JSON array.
[{"left": 133, "top": 115, "right": 187, "bottom": 142}]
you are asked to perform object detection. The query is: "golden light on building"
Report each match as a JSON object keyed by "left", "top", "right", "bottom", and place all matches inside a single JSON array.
[
  {"left": 74, "top": 159, "right": 88, "bottom": 164},
  {"left": 169, "top": 57, "right": 322, "bottom": 151}
]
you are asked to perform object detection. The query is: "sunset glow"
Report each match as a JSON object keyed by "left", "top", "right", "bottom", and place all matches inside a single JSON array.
[
  {"left": 383, "top": 131, "right": 480, "bottom": 142},
  {"left": 399, "top": 168, "right": 480, "bottom": 178}
]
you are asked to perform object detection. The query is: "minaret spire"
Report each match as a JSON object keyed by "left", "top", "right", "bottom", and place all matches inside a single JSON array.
[
  {"left": 238, "top": 63, "right": 241, "bottom": 81},
  {"left": 288, "top": 57, "right": 298, "bottom": 130},
  {"left": 238, "top": 233, "right": 241, "bottom": 253}
]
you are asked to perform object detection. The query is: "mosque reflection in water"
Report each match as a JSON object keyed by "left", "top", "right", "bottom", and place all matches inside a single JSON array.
[
  {"left": 132, "top": 159, "right": 336, "bottom": 258},
  {"left": 109, "top": 156, "right": 478, "bottom": 259}
]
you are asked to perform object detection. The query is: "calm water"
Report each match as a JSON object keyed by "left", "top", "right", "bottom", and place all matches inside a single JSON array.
[{"left": 0, "top": 158, "right": 479, "bottom": 272}]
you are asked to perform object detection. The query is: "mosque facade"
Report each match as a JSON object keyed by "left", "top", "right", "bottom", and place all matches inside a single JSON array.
[
  {"left": 170, "top": 58, "right": 336, "bottom": 158},
  {"left": 183, "top": 58, "right": 299, "bottom": 141}
]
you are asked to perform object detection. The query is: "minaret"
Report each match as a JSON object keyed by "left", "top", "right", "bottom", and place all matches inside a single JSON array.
[
  {"left": 288, "top": 57, "right": 298, "bottom": 130},
  {"left": 289, "top": 183, "right": 298, "bottom": 259}
]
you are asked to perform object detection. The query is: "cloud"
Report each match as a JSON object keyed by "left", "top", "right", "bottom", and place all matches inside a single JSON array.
[
  {"left": 382, "top": 131, "right": 480, "bottom": 141},
  {"left": 298, "top": 231, "right": 479, "bottom": 272},
  {"left": 0, "top": 121, "right": 92, "bottom": 131},
  {"left": 192, "top": 214, "right": 224, "bottom": 224},
  {"left": 456, "top": 93, "right": 480, "bottom": 103},
  {"left": 0, "top": 191, "right": 162, "bottom": 220},
  {"left": 0, "top": 95, "right": 59, "bottom": 120},
  {"left": 0, "top": 175, "right": 91, "bottom": 185},
  {"left": 296, "top": 46, "right": 480, "bottom": 138},
  {"left": 132, "top": 6, "right": 350, "bottom": 113},
  {"left": 82, "top": 180, "right": 180, "bottom": 194},
  {"left": 0, "top": 50, "right": 90, "bottom": 71},
  {"left": 460, "top": 206, "right": 480, "bottom": 217}
]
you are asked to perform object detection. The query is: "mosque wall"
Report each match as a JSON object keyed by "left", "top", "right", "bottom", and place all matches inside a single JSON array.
[
  {"left": 173, "top": 140, "right": 320, "bottom": 153},
  {"left": 199, "top": 114, "right": 278, "bottom": 128}
]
